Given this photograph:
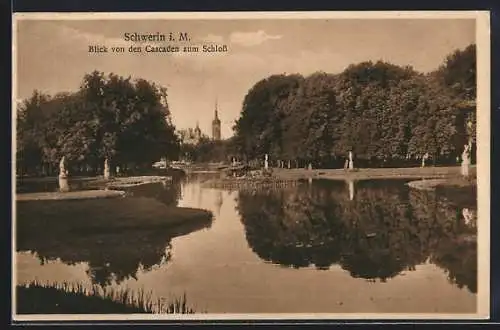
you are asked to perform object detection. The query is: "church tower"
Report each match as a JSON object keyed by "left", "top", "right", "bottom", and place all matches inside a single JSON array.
[{"left": 212, "top": 98, "right": 221, "bottom": 141}]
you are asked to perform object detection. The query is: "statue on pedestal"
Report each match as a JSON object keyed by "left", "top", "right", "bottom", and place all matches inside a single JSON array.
[
  {"left": 58, "top": 156, "right": 69, "bottom": 192},
  {"left": 421, "top": 153, "right": 429, "bottom": 168},
  {"left": 461, "top": 144, "right": 471, "bottom": 177},
  {"left": 59, "top": 156, "right": 68, "bottom": 178},
  {"left": 104, "top": 158, "right": 110, "bottom": 180},
  {"left": 264, "top": 154, "right": 269, "bottom": 170},
  {"left": 348, "top": 151, "right": 354, "bottom": 170},
  {"left": 462, "top": 207, "right": 476, "bottom": 228}
]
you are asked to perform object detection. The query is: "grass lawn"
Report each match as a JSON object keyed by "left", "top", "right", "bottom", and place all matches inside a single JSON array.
[{"left": 17, "top": 196, "right": 213, "bottom": 237}]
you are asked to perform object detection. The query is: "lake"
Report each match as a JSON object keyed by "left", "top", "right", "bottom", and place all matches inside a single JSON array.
[{"left": 15, "top": 174, "right": 477, "bottom": 314}]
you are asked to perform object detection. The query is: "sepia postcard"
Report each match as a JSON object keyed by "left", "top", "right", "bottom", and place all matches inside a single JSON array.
[{"left": 12, "top": 11, "right": 490, "bottom": 322}]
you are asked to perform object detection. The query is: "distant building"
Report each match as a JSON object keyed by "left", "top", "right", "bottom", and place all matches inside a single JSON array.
[
  {"left": 178, "top": 99, "right": 221, "bottom": 145},
  {"left": 179, "top": 123, "right": 202, "bottom": 145},
  {"left": 212, "top": 99, "right": 221, "bottom": 141}
]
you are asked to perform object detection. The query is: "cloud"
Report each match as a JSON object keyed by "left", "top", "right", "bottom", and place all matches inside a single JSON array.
[
  {"left": 202, "top": 34, "right": 225, "bottom": 43},
  {"left": 229, "top": 30, "right": 282, "bottom": 47},
  {"left": 57, "top": 23, "right": 128, "bottom": 47}
]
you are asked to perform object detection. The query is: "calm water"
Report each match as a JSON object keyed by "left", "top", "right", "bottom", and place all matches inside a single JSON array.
[{"left": 16, "top": 174, "right": 477, "bottom": 314}]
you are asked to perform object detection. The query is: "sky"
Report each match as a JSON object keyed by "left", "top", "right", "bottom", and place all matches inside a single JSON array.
[{"left": 15, "top": 17, "right": 476, "bottom": 139}]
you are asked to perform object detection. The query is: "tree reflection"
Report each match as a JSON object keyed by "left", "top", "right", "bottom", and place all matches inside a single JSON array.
[
  {"left": 237, "top": 179, "right": 477, "bottom": 291},
  {"left": 124, "top": 181, "right": 182, "bottom": 207},
  {"left": 431, "top": 237, "right": 477, "bottom": 293},
  {"left": 17, "top": 179, "right": 210, "bottom": 287},
  {"left": 19, "top": 218, "right": 212, "bottom": 287}
]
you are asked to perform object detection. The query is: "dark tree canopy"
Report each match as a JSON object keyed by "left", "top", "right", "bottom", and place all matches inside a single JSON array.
[
  {"left": 16, "top": 71, "right": 179, "bottom": 176},
  {"left": 232, "top": 45, "right": 476, "bottom": 168}
]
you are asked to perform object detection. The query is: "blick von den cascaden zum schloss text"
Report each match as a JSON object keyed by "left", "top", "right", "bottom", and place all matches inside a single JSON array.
[{"left": 88, "top": 32, "right": 229, "bottom": 54}]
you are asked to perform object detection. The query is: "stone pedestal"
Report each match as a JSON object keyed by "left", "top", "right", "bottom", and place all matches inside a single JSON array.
[
  {"left": 104, "top": 158, "right": 110, "bottom": 180},
  {"left": 58, "top": 156, "right": 69, "bottom": 192},
  {"left": 461, "top": 144, "right": 471, "bottom": 178},
  {"left": 58, "top": 177, "right": 69, "bottom": 192}
]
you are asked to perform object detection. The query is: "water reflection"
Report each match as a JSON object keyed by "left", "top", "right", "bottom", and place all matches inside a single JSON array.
[
  {"left": 19, "top": 218, "right": 212, "bottom": 287},
  {"left": 16, "top": 179, "right": 209, "bottom": 286},
  {"left": 16, "top": 175, "right": 478, "bottom": 313},
  {"left": 122, "top": 181, "right": 182, "bottom": 207},
  {"left": 215, "top": 190, "right": 223, "bottom": 216},
  {"left": 236, "top": 179, "right": 477, "bottom": 292},
  {"left": 347, "top": 180, "right": 355, "bottom": 201}
]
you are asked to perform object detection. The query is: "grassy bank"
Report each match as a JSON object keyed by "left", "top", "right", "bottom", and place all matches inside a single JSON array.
[
  {"left": 435, "top": 178, "right": 477, "bottom": 209},
  {"left": 272, "top": 166, "right": 476, "bottom": 181},
  {"left": 17, "top": 197, "right": 213, "bottom": 237},
  {"left": 16, "top": 175, "right": 174, "bottom": 194},
  {"left": 16, "top": 280, "right": 195, "bottom": 314},
  {"left": 405, "top": 175, "right": 477, "bottom": 209},
  {"left": 16, "top": 189, "right": 126, "bottom": 201}
]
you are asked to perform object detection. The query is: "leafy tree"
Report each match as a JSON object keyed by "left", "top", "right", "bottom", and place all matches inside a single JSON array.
[
  {"left": 232, "top": 45, "right": 476, "bottom": 168},
  {"left": 16, "top": 71, "right": 179, "bottom": 176}
]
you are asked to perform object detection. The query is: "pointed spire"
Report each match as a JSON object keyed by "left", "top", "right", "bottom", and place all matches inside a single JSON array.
[{"left": 215, "top": 97, "right": 219, "bottom": 119}]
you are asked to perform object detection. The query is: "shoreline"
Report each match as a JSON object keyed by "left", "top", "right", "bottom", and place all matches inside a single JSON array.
[
  {"left": 16, "top": 175, "right": 173, "bottom": 198},
  {"left": 17, "top": 197, "right": 213, "bottom": 236},
  {"left": 271, "top": 166, "right": 476, "bottom": 182},
  {"left": 16, "top": 190, "right": 126, "bottom": 202}
]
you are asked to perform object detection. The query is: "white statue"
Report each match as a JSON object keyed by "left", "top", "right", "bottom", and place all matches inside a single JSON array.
[
  {"left": 348, "top": 151, "right": 354, "bottom": 170},
  {"left": 462, "top": 207, "right": 476, "bottom": 228},
  {"left": 461, "top": 144, "right": 471, "bottom": 177},
  {"left": 58, "top": 156, "right": 69, "bottom": 192},
  {"left": 104, "top": 158, "right": 110, "bottom": 180},
  {"left": 421, "top": 152, "right": 429, "bottom": 168},
  {"left": 264, "top": 154, "right": 269, "bottom": 170},
  {"left": 59, "top": 156, "right": 68, "bottom": 178},
  {"left": 288, "top": 160, "right": 291, "bottom": 169}
]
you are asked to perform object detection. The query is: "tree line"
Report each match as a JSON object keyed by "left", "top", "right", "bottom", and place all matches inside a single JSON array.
[
  {"left": 232, "top": 44, "right": 476, "bottom": 168},
  {"left": 16, "top": 71, "right": 179, "bottom": 176},
  {"left": 17, "top": 44, "right": 476, "bottom": 175}
]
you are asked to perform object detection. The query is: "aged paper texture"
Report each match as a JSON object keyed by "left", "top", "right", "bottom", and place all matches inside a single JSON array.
[{"left": 12, "top": 11, "right": 490, "bottom": 321}]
